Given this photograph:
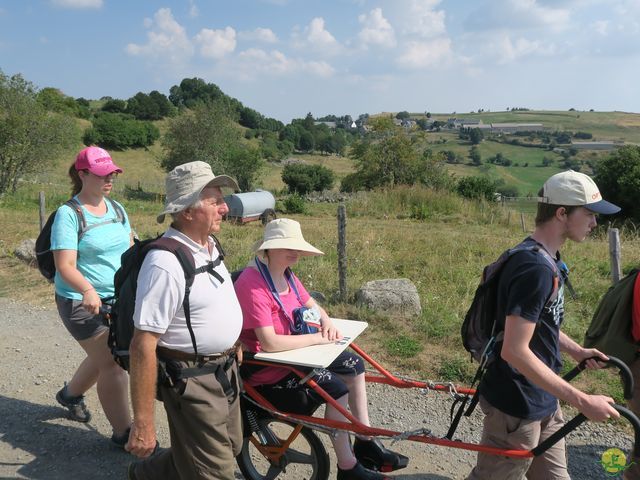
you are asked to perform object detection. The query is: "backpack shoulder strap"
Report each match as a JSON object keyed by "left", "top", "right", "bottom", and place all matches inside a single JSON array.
[
  {"left": 145, "top": 237, "right": 199, "bottom": 357},
  {"left": 63, "top": 198, "right": 86, "bottom": 237},
  {"left": 105, "top": 197, "right": 126, "bottom": 225}
]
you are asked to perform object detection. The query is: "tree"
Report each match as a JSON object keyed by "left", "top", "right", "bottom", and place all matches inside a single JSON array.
[
  {"left": 345, "top": 128, "right": 420, "bottom": 190},
  {"left": 101, "top": 98, "right": 127, "bottom": 113},
  {"left": 469, "top": 146, "right": 482, "bottom": 165},
  {"left": 0, "top": 71, "right": 78, "bottom": 196},
  {"left": 396, "top": 111, "right": 410, "bottom": 120},
  {"left": 468, "top": 128, "right": 484, "bottom": 145},
  {"left": 298, "top": 130, "right": 315, "bottom": 152},
  {"left": 594, "top": 146, "right": 640, "bottom": 221},
  {"left": 162, "top": 101, "right": 262, "bottom": 190},
  {"left": 37, "top": 87, "right": 79, "bottom": 116}
]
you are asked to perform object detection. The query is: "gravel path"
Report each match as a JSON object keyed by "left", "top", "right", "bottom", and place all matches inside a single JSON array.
[{"left": 0, "top": 297, "right": 633, "bottom": 479}]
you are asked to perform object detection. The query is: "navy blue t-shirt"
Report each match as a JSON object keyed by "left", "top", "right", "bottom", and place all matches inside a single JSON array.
[{"left": 480, "top": 240, "right": 565, "bottom": 420}]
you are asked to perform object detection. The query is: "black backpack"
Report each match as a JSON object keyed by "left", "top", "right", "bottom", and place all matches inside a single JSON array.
[
  {"left": 35, "top": 197, "right": 125, "bottom": 281},
  {"left": 107, "top": 235, "right": 225, "bottom": 371},
  {"left": 584, "top": 269, "right": 640, "bottom": 366},
  {"left": 461, "top": 238, "right": 562, "bottom": 366}
]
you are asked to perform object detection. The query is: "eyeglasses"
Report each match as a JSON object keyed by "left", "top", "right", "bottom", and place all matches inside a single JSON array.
[{"left": 85, "top": 171, "right": 118, "bottom": 182}]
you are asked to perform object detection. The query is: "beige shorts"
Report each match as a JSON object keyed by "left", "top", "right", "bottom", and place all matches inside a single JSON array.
[{"left": 466, "top": 396, "right": 570, "bottom": 480}]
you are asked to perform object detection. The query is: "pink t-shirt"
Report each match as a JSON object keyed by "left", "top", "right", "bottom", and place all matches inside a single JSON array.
[{"left": 234, "top": 266, "right": 311, "bottom": 386}]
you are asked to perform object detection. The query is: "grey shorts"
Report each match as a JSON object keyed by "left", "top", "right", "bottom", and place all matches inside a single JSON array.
[{"left": 55, "top": 294, "right": 107, "bottom": 341}]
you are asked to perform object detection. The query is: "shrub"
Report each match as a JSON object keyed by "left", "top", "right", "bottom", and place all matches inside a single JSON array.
[
  {"left": 456, "top": 175, "right": 498, "bottom": 201},
  {"left": 281, "top": 163, "right": 335, "bottom": 194},
  {"left": 340, "top": 172, "right": 367, "bottom": 193},
  {"left": 83, "top": 112, "right": 159, "bottom": 150},
  {"left": 282, "top": 194, "right": 307, "bottom": 214}
]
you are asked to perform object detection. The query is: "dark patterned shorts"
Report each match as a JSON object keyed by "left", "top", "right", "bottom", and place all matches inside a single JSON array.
[{"left": 255, "top": 351, "right": 365, "bottom": 415}]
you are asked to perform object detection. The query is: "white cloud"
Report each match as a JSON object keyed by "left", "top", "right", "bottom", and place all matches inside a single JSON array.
[
  {"left": 188, "top": 0, "right": 199, "bottom": 18},
  {"left": 496, "top": 35, "right": 557, "bottom": 63},
  {"left": 292, "top": 17, "right": 341, "bottom": 55},
  {"left": 396, "top": 38, "right": 452, "bottom": 69},
  {"left": 401, "top": 0, "right": 447, "bottom": 38},
  {"left": 238, "top": 27, "right": 278, "bottom": 43},
  {"left": 358, "top": 8, "right": 396, "bottom": 48},
  {"left": 51, "top": 0, "right": 102, "bottom": 8},
  {"left": 194, "top": 27, "right": 236, "bottom": 59},
  {"left": 235, "top": 48, "right": 335, "bottom": 78},
  {"left": 125, "top": 8, "right": 194, "bottom": 65},
  {"left": 305, "top": 60, "right": 335, "bottom": 77},
  {"left": 593, "top": 20, "right": 609, "bottom": 36},
  {"left": 465, "top": 0, "right": 570, "bottom": 32}
]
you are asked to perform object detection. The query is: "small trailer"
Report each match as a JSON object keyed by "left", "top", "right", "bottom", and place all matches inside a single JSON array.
[{"left": 224, "top": 190, "right": 277, "bottom": 225}]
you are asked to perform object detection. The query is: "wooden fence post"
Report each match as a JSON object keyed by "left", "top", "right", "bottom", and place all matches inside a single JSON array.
[
  {"left": 337, "top": 204, "right": 347, "bottom": 302},
  {"left": 39, "top": 191, "right": 46, "bottom": 231},
  {"left": 520, "top": 213, "right": 526, "bottom": 233},
  {"left": 608, "top": 228, "right": 622, "bottom": 284}
]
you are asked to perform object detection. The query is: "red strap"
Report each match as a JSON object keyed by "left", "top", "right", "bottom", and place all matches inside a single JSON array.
[{"left": 632, "top": 274, "right": 640, "bottom": 342}]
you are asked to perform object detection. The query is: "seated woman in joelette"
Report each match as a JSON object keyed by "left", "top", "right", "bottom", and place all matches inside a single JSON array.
[{"left": 234, "top": 218, "right": 408, "bottom": 480}]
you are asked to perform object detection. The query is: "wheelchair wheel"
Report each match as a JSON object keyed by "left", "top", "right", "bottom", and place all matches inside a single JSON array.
[{"left": 237, "top": 417, "right": 330, "bottom": 480}]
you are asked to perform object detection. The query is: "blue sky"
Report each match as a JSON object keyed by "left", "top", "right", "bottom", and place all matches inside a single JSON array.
[{"left": 1, "top": 0, "right": 640, "bottom": 122}]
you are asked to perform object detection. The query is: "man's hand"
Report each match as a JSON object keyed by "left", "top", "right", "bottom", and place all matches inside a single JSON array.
[
  {"left": 235, "top": 342, "right": 244, "bottom": 365},
  {"left": 125, "top": 422, "right": 157, "bottom": 458},
  {"left": 578, "top": 394, "right": 620, "bottom": 422},
  {"left": 571, "top": 347, "right": 609, "bottom": 370}
]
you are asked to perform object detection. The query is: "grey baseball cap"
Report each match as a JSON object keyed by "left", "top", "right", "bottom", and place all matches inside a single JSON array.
[{"left": 157, "top": 161, "right": 239, "bottom": 223}]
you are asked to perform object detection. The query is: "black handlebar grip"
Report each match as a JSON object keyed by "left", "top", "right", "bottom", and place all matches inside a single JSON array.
[{"left": 562, "top": 356, "right": 634, "bottom": 400}]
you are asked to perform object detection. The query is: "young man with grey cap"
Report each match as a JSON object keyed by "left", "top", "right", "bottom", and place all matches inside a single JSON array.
[
  {"left": 126, "top": 161, "right": 243, "bottom": 480},
  {"left": 467, "top": 170, "right": 621, "bottom": 480}
]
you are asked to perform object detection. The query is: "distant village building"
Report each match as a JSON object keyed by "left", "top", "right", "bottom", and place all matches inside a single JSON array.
[
  {"left": 571, "top": 141, "right": 621, "bottom": 151},
  {"left": 489, "top": 123, "right": 544, "bottom": 134},
  {"left": 314, "top": 121, "right": 337, "bottom": 129}
]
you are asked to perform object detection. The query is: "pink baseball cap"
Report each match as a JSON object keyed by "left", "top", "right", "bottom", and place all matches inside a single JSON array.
[{"left": 75, "top": 146, "right": 123, "bottom": 176}]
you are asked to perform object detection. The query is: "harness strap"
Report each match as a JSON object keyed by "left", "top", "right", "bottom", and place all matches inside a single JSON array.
[
  {"left": 254, "top": 256, "right": 303, "bottom": 328},
  {"left": 174, "top": 355, "right": 239, "bottom": 403}
]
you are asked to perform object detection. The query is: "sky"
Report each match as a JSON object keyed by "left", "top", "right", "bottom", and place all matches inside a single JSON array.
[{"left": 1, "top": 0, "right": 640, "bottom": 123}]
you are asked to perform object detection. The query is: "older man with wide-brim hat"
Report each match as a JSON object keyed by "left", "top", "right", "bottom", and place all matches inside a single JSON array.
[{"left": 127, "top": 161, "right": 244, "bottom": 480}]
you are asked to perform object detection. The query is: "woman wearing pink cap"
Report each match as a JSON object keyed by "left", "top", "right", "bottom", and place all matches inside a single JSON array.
[{"left": 50, "top": 146, "right": 133, "bottom": 448}]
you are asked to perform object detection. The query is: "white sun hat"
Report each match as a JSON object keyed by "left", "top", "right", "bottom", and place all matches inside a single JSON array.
[{"left": 254, "top": 218, "right": 323, "bottom": 257}]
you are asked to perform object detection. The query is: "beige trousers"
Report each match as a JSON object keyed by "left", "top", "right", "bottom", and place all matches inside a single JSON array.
[
  {"left": 466, "top": 397, "right": 570, "bottom": 480},
  {"left": 132, "top": 357, "right": 242, "bottom": 480}
]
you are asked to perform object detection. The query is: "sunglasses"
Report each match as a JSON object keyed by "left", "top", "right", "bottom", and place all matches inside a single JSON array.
[{"left": 84, "top": 170, "right": 118, "bottom": 182}]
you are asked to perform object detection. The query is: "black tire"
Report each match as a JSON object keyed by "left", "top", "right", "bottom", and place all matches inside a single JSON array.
[
  {"left": 260, "top": 209, "right": 277, "bottom": 226},
  {"left": 237, "top": 417, "right": 330, "bottom": 480}
]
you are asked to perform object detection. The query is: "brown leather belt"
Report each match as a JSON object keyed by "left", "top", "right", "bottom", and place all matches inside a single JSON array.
[{"left": 157, "top": 346, "right": 236, "bottom": 363}]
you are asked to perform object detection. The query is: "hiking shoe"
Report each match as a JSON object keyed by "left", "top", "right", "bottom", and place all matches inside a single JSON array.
[
  {"left": 354, "top": 438, "right": 409, "bottom": 473},
  {"left": 111, "top": 427, "right": 131, "bottom": 449},
  {"left": 337, "top": 461, "right": 391, "bottom": 480},
  {"left": 56, "top": 384, "right": 91, "bottom": 423}
]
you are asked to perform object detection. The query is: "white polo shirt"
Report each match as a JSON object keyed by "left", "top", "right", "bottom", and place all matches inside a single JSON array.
[{"left": 133, "top": 227, "right": 242, "bottom": 354}]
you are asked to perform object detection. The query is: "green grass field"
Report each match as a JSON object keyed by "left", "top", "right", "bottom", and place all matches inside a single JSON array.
[
  {"left": 426, "top": 110, "right": 640, "bottom": 142},
  {"left": 2, "top": 109, "right": 640, "bottom": 398}
]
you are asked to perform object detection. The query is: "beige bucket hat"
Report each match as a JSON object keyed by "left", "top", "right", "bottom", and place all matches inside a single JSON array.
[
  {"left": 157, "top": 161, "right": 239, "bottom": 223},
  {"left": 254, "top": 218, "right": 323, "bottom": 257}
]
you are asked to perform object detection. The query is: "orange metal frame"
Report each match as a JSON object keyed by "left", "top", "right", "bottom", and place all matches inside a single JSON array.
[{"left": 242, "top": 342, "right": 535, "bottom": 459}]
